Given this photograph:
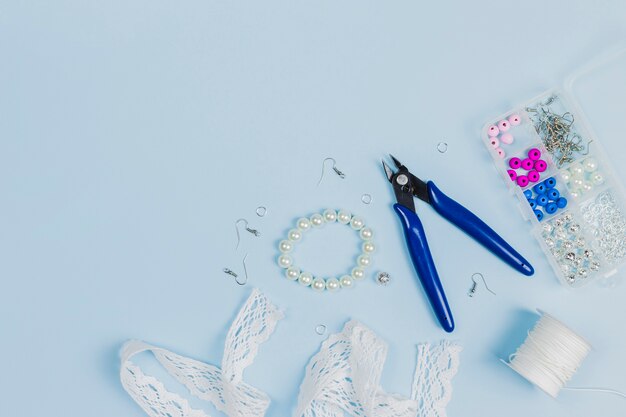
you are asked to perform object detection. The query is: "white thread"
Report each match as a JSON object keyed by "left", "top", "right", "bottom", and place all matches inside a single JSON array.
[{"left": 503, "top": 310, "right": 626, "bottom": 399}]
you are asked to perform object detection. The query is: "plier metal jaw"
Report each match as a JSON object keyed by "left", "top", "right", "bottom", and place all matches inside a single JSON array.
[{"left": 383, "top": 154, "right": 534, "bottom": 333}]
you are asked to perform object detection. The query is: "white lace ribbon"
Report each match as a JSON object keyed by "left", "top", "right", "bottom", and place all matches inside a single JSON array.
[
  {"left": 120, "top": 289, "right": 284, "bottom": 417},
  {"left": 294, "top": 320, "right": 462, "bottom": 417},
  {"left": 120, "top": 291, "right": 461, "bottom": 417}
]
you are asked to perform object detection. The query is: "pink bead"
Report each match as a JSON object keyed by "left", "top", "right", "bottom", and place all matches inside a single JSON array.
[
  {"left": 507, "top": 169, "right": 517, "bottom": 181},
  {"left": 488, "top": 125, "right": 500, "bottom": 137},
  {"left": 521, "top": 158, "right": 534, "bottom": 170},
  {"left": 497, "top": 119, "right": 510, "bottom": 132},
  {"left": 489, "top": 137, "right": 500, "bottom": 148},
  {"left": 517, "top": 175, "right": 529, "bottom": 187},
  {"left": 509, "top": 157, "right": 522, "bottom": 169},
  {"left": 528, "top": 148, "right": 541, "bottom": 160},
  {"left": 527, "top": 170, "right": 540, "bottom": 182},
  {"left": 496, "top": 148, "right": 506, "bottom": 158},
  {"left": 509, "top": 114, "right": 522, "bottom": 126},
  {"left": 500, "top": 133, "right": 514, "bottom": 145},
  {"left": 535, "top": 159, "right": 547, "bottom": 172}
]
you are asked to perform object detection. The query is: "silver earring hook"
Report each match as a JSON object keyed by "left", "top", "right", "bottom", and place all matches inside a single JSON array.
[
  {"left": 317, "top": 157, "right": 346, "bottom": 186},
  {"left": 235, "top": 218, "right": 260, "bottom": 249},
  {"left": 468, "top": 272, "right": 495, "bottom": 297}
]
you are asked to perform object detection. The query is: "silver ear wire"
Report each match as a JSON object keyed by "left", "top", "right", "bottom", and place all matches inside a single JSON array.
[
  {"left": 468, "top": 272, "right": 495, "bottom": 297},
  {"left": 317, "top": 157, "right": 346, "bottom": 186},
  {"left": 235, "top": 218, "right": 260, "bottom": 249}
]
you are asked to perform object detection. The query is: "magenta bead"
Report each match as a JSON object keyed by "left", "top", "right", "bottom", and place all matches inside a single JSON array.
[
  {"left": 527, "top": 170, "right": 540, "bottom": 182},
  {"left": 535, "top": 159, "right": 547, "bottom": 172},
  {"left": 507, "top": 169, "right": 517, "bottom": 181},
  {"left": 500, "top": 133, "right": 514, "bottom": 145},
  {"left": 528, "top": 148, "right": 541, "bottom": 160},
  {"left": 517, "top": 175, "right": 529, "bottom": 187},
  {"left": 497, "top": 120, "right": 510, "bottom": 132},
  {"left": 489, "top": 137, "right": 500, "bottom": 148},
  {"left": 509, "top": 157, "right": 522, "bottom": 169},
  {"left": 509, "top": 114, "right": 521, "bottom": 126},
  {"left": 521, "top": 158, "right": 534, "bottom": 170},
  {"left": 496, "top": 148, "right": 506, "bottom": 158},
  {"left": 488, "top": 125, "right": 500, "bottom": 137}
]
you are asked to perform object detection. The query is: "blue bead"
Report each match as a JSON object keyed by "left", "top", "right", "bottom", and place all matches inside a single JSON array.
[
  {"left": 524, "top": 190, "right": 533, "bottom": 200},
  {"left": 528, "top": 199, "right": 537, "bottom": 209},
  {"left": 556, "top": 197, "right": 568, "bottom": 208},
  {"left": 535, "top": 194, "right": 549, "bottom": 206},
  {"left": 544, "top": 177, "right": 557, "bottom": 189},
  {"left": 547, "top": 188, "right": 560, "bottom": 200},
  {"left": 533, "top": 183, "right": 547, "bottom": 194},
  {"left": 534, "top": 209, "right": 544, "bottom": 221},
  {"left": 545, "top": 202, "right": 558, "bottom": 214}
]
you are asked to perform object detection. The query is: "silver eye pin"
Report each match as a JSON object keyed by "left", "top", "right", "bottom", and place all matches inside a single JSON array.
[
  {"left": 317, "top": 157, "right": 346, "bottom": 186},
  {"left": 235, "top": 218, "right": 260, "bottom": 249},
  {"left": 468, "top": 272, "right": 496, "bottom": 297}
]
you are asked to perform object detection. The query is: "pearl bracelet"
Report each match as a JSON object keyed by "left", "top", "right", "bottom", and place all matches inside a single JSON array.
[{"left": 277, "top": 209, "right": 374, "bottom": 292}]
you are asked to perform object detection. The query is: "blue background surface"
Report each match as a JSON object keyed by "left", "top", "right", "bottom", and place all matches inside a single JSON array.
[{"left": 1, "top": 1, "right": 626, "bottom": 416}]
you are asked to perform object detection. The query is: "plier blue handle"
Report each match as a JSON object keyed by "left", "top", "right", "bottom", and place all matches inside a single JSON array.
[{"left": 383, "top": 155, "right": 534, "bottom": 332}]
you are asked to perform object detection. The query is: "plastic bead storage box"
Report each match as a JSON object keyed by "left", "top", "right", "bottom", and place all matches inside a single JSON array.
[{"left": 481, "top": 48, "right": 626, "bottom": 288}]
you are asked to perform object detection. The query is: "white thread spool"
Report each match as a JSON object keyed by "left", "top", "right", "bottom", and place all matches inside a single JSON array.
[{"left": 502, "top": 310, "right": 591, "bottom": 398}]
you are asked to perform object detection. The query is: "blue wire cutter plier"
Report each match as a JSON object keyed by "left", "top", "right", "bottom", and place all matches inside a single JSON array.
[{"left": 382, "top": 155, "right": 534, "bottom": 332}]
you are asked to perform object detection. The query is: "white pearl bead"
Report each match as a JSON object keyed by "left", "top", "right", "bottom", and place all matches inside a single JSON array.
[
  {"left": 279, "top": 240, "right": 293, "bottom": 253},
  {"left": 340, "top": 275, "right": 353, "bottom": 288},
  {"left": 570, "top": 164, "right": 584, "bottom": 177},
  {"left": 351, "top": 267, "right": 365, "bottom": 280},
  {"left": 560, "top": 170, "right": 571, "bottom": 183},
  {"left": 582, "top": 181, "right": 593, "bottom": 192},
  {"left": 311, "top": 278, "right": 326, "bottom": 292},
  {"left": 350, "top": 216, "right": 364, "bottom": 230},
  {"left": 323, "top": 209, "right": 337, "bottom": 223},
  {"left": 298, "top": 272, "right": 313, "bottom": 286},
  {"left": 326, "top": 277, "right": 340, "bottom": 291},
  {"left": 297, "top": 217, "right": 311, "bottom": 231},
  {"left": 357, "top": 254, "right": 371, "bottom": 268},
  {"left": 572, "top": 178, "right": 584, "bottom": 188},
  {"left": 285, "top": 266, "right": 300, "bottom": 280},
  {"left": 310, "top": 213, "right": 324, "bottom": 227},
  {"left": 591, "top": 172, "right": 604, "bottom": 185},
  {"left": 288, "top": 229, "right": 302, "bottom": 241},
  {"left": 363, "top": 242, "right": 375, "bottom": 253},
  {"left": 583, "top": 157, "right": 598, "bottom": 172},
  {"left": 277, "top": 254, "right": 292, "bottom": 268},
  {"left": 337, "top": 210, "right": 351, "bottom": 224},
  {"left": 360, "top": 227, "right": 373, "bottom": 240}
]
